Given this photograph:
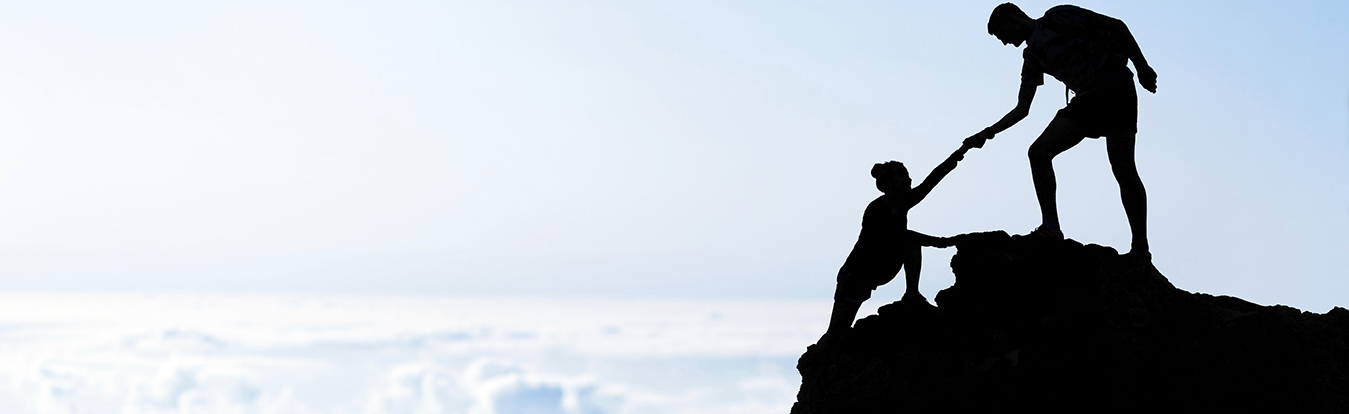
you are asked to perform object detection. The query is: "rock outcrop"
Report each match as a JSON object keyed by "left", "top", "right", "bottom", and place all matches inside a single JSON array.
[{"left": 793, "top": 231, "right": 1349, "bottom": 413}]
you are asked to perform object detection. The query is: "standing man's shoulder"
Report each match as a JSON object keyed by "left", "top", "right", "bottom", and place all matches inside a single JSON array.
[
  {"left": 1040, "top": 4, "right": 1121, "bottom": 37},
  {"left": 1045, "top": 4, "right": 1118, "bottom": 25},
  {"left": 1044, "top": 4, "right": 1097, "bottom": 17}
]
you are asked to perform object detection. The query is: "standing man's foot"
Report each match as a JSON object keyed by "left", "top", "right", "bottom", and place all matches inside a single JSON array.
[
  {"left": 1123, "top": 249, "right": 1152, "bottom": 263},
  {"left": 1027, "top": 225, "right": 1064, "bottom": 240},
  {"left": 1125, "top": 240, "right": 1151, "bottom": 263},
  {"left": 900, "top": 291, "right": 928, "bottom": 304}
]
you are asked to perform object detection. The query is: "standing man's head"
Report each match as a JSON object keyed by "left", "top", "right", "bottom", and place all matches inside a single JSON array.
[
  {"left": 872, "top": 161, "right": 911, "bottom": 194},
  {"left": 987, "top": 3, "right": 1035, "bottom": 47}
]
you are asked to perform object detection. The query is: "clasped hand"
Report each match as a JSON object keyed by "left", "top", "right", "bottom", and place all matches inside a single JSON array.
[{"left": 963, "top": 129, "right": 994, "bottom": 149}]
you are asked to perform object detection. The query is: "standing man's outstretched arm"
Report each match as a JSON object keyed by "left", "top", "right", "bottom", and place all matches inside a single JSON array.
[{"left": 965, "top": 82, "right": 1038, "bottom": 149}]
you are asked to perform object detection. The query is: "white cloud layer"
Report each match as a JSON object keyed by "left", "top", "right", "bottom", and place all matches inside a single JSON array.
[{"left": 0, "top": 293, "right": 824, "bottom": 414}]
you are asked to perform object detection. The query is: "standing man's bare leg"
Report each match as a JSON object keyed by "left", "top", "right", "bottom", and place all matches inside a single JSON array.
[
  {"left": 1106, "top": 132, "right": 1149, "bottom": 255},
  {"left": 1028, "top": 117, "right": 1086, "bottom": 234}
]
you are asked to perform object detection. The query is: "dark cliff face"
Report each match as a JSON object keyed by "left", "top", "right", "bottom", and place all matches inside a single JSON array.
[{"left": 793, "top": 231, "right": 1349, "bottom": 414}]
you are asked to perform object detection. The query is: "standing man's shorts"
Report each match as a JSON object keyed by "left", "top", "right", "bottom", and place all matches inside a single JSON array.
[{"left": 1056, "top": 78, "right": 1138, "bottom": 138}]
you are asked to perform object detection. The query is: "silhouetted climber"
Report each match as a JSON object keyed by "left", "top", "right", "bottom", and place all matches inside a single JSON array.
[
  {"left": 823, "top": 146, "right": 968, "bottom": 340},
  {"left": 964, "top": 3, "right": 1156, "bottom": 259}
]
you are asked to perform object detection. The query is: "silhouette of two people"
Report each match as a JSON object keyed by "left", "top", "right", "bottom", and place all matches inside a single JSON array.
[{"left": 824, "top": 3, "right": 1155, "bottom": 340}]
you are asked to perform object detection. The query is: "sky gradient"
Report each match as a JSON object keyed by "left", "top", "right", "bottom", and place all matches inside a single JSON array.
[{"left": 0, "top": 1, "right": 1345, "bottom": 311}]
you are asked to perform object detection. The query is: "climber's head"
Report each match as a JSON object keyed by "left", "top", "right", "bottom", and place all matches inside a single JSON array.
[{"left": 872, "top": 161, "right": 910, "bottom": 194}]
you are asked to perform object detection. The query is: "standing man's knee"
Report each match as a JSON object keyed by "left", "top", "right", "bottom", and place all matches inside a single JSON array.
[
  {"left": 1110, "top": 161, "right": 1141, "bottom": 183},
  {"left": 1107, "top": 152, "right": 1136, "bottom": 174},
  {"left": 1029, "top": 118, "right": 1084, "bottom": 166},
  {"left": 1028, "top": 142, "right": 1052, "bottom": 165},
  {"left": 1028, "top": 134, "right": 1063, "bottom": 165},
  {"left": 1106, "top": 134, "right": 1142, "bottom": 180}
]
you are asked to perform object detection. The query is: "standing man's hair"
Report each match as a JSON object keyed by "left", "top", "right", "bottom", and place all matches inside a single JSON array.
[{"left": 988, "top": 3, "right": 1029, "bottom": 34}]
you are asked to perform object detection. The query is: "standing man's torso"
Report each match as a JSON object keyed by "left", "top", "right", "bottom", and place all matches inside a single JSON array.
[{"left": 1021, "top": 5, "right": 1132, "bottom": 94}]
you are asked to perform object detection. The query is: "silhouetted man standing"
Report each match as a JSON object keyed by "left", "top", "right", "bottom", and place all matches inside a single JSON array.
[{"left": 965, "top": 3, "right": 1156, "bottom": 258}]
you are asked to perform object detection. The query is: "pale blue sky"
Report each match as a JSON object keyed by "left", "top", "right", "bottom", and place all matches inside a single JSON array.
[{"left": 0, "top": 1, "right": 1344, "bottom": 311}]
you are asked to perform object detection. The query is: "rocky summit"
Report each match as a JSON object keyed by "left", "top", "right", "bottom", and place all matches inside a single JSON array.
[{"left": 792, "top": 231, "right": 1349, "bottom": 413}]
